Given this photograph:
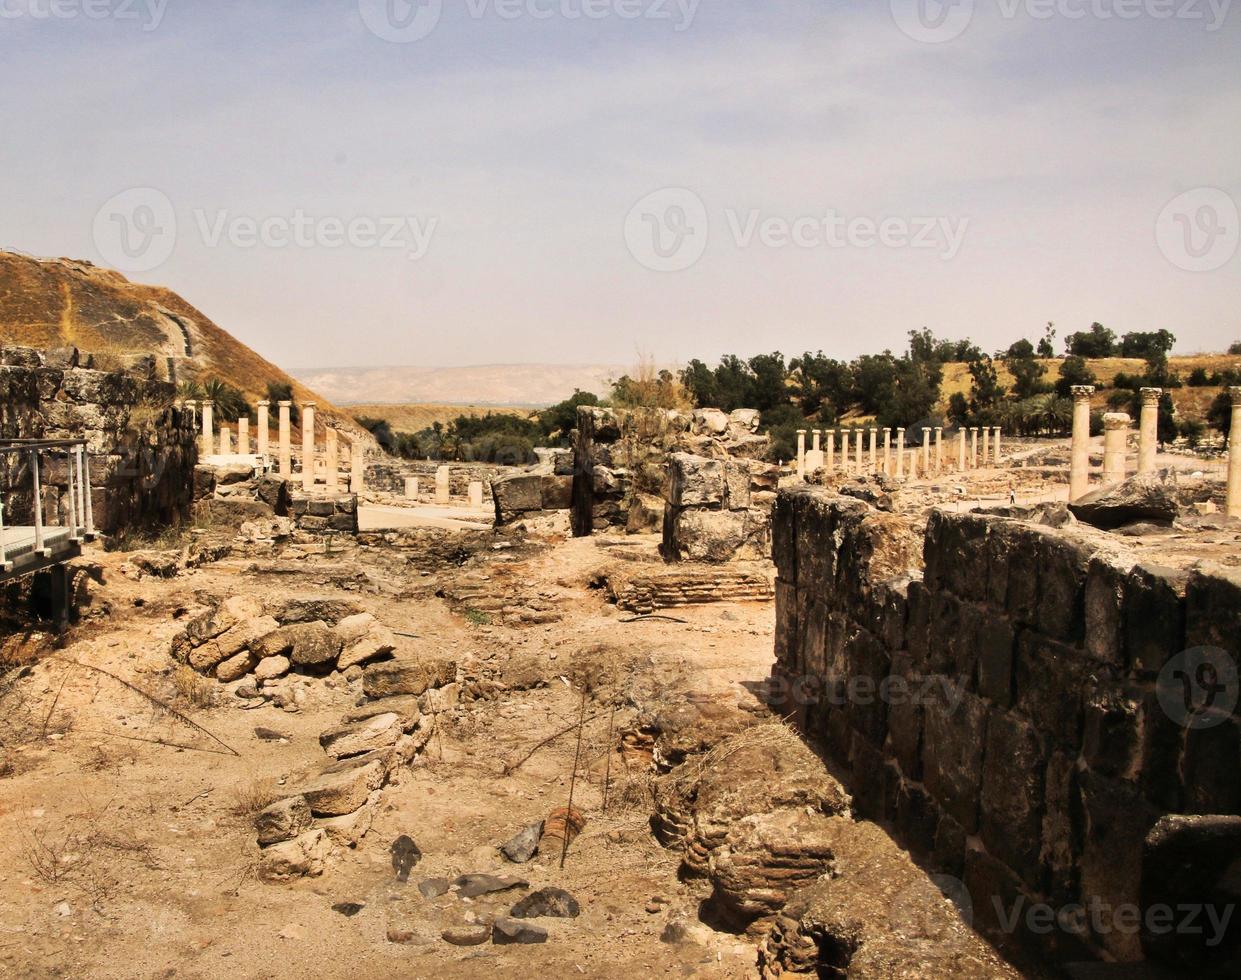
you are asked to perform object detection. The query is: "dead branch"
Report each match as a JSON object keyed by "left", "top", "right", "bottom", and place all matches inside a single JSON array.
[
  {"left": 501, "top": 708, "right": 607, "bottom": 776},
  {"left": 51, "top": 657, "right": 239, "bottom": 756}
]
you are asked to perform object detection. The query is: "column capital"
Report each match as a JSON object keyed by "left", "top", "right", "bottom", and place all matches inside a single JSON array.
[
  {"left": 1103, "top": 412, "right": 1132, "bottom": 430},
  {"left": 1070, "top": 385, "right": 1095, "bottom": 400},
  {"left": 301, "top": 402, "right": 316, "bottom": 410},
  {"left": 796, "top": 429, "right": 807, "bottom": 435},
  {"left": 201, "top": 399, "right": 214, "bottom": 409},
  {"left": 278, "top": 400, "right": 293, "bottom": 408},
  {"left": 1140, "top": 387, "right": 1163, "bottom": 405},
  {"left": 257, "top": 399, "right": 270, "bottom": 408},
  {"left": 1229, "top": 386, "right": 1241, "bottom": 405},
  {"left": 183, "top": 399, "right": 197, "bottom": 409},
  {"left": 935, "top": 426, "right": 943, "bottom": 433}
]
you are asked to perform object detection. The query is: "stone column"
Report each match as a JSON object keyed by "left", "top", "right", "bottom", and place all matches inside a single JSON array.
[
  {"left": 883, "top": 429, "right": 892, "bottom": 474},
  {"left": 895, "top": 428, "right": 905, "bottom": 479},
  {"left": 405, "top": 476, "right": 419, "bottom": 499},
  {"left": 796, "top": 430, "right": 807, "bottom": 479},
  {"left": 856, "top": 429, "right": 864, "bottom": 470},
  {"left": 957, "top": 430, "right": 966, "bottom": 471},
  {"left": 325, "top": 427, "right": 340, "bottom": 492},
  {"left": 278, "top": 401, "right": 293, "bottom": 477},
  {"left": 435, "top": 465, "right": 450, "bottom": 504},
  {"left": 981, "top": 427, "right": 990, "bottom": 467},
  {"left": 468, "top": 481, "right": 484, "bottom": 509},
  {"left": 256, "top": 401, "right": 270, "bottom": 458},
  {"left": 1103, "top": 412, "right": 1131, "bottom": 485},
  {"left": 869, "top": 428, "right": 878, "bottom": 473},
  {"left": 969, "top": 428, "right": 979, "bottom": 468},
  {"left": 201, "top": 400, "right": 214, "bottom": 457},
  {"left": 220, "top": 427, "right": 232, "bottom": 454},
  {"left": 350, "top": 440, "right": 365, "bottom": 493},
  {"left": 237, "top": 417, "right": 249, "bottom": 455},
  {"left": 993, "top": 427, "right": 1002, "bottom": 466},
  {"left": 826, "top": 430, "right": 835, "bottom": 472},
  {"left": 301, "top": 403, "right": 316, "bottom": 492},
  {"left": 1138, "top": 388, "right": 1162, "bottom": 475},
  {"left": 935, "top": 427, "right": 943, "bottom": 475},
  {"left": 921, "top": 429, "right": 930, "bottom": 475},
  {"left": 1070, "top": 385, "right": 1095, "bottom": 501},
  {"left": 1227, "top": 387, "right": 1241, "bottom": 519}
]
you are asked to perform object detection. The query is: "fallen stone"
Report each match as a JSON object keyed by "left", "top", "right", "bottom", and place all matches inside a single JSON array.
[
  {"left": 500, "top": 822, "right": 544, "bottom": 864},
  {"left": 442, "top": 924, "right": 492, "bottom": 946},
  {"left": 331, "top": 902, "right": 364, "bottom": 917},
  {"left": 317, "top": 795, "right": 377, "bottom": 848},
  {"left": 337, "top": 625, "right": 396, "bottom": 671},
  {"left": 276, "top": 596, "right": 364, "bottom": 625},
  {"left": 419, "top": 682, "right": 460, "bottom": 714},
  {"left": 341, "top": 695, "right": 420, "bottom": 729},
  {"left": 492, "top": 917, "right": 548, "bottom": 945},
  {"left": 390, "top": 834, "right": 422, "bottom": 882},
  {"left": 216, "top": 649, "right": 257, "bottom": 683},
  {"left": 510, "top": 887, "right": 580, "bottom": 919},
  {"left": 254, "top": 726, "right": 291, "bottom": 742},
  {"left": 319, "top": 713, "right": 403, "bottom": 759},
  {"left": 301, "top": 752, "right": 388, "bottom": 816},
  {"left": 254, "top": 655, "right": 291, "bottom": 682},
  {"left": 453, "top": 873, "right": 529, "bottom": 899},
  {"left": 387, "top": 926, "right": 431, "bottom": 945},
  {"left": 363, "top": 656, "right": 456, "bottom": 698},
  {"left": 255, "top": 796, "right": 313, "bottom": 846},
  {"left": 282, "top": 621, "right": 343, "bottom": 667},
  {"left": 334, "top": 612, "right": 376, "bottom": 644},
  {"left": 1069, "top": 472, "right": 1179, "bottom": 530},
  {"left": 258, "top": 828, "right": 329, "bottom": 882},
  {"left": 660, "top": 918, "right": 713, "bottom": 945},
  {"left": 418, "top": 877, "right": 450, "bottom": 899}
]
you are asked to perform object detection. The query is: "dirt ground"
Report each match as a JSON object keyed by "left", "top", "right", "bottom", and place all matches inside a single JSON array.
[{"left": 0, "top": 528, "right": 779, "bottom": 979}]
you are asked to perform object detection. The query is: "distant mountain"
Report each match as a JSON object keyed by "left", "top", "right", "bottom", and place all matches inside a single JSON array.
[
  {"left": 0, "top": 250, "right": 359, "bottom": 434},
  {"left": 289, "top": 363, "right": 627, "bottom": 407}
]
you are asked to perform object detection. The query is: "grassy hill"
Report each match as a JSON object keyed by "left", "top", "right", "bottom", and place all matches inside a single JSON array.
[
  {"left": 0, "top": 250, "right": 360, "bottom": 434},
  {"left": 348, "top": 403, "right": 534, "bottom": 433}
]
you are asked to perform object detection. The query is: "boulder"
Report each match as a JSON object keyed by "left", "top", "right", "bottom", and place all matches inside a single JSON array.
[
  {"left": 301, "top": 752, "right": 389, "bottom": 816},
  {"left": 1069, "top": 472, "right": 1179, "bottom": 530},
  {"left": 186, "top": 595, "right": 265, "bottom": 646},
  {"left": 334, "top": 612, "right": 376, "bottom": 644},
  {"left": 254, "top": 655, "right": 291, "bottom": 682},
  {"left": 255, "top": 796, "right": 313, "bottom": 846},
  {"left": 363, "top": 656, "right": 456, "bottom": 698},
  {"left": 214, "top": 463, "right": 254, "bottom": 486},
  {"left": 625, "top": 493, "right": 664, "bottom": 534},
  {"left": 492, "top": 472, "right": 545, "bottom": 523},
  {"left": 510, "top": 887, "right": 579, "bottom": 918},
  {"left": 258, "top": 828, "right": 330, "bottom": 883},
  {"left": 337, "top": 624, "right": 396, "bottom": 671},
  {"left": 342, "top": 695, "right": 421, "bottom": 729},
  {"left": 500, "top": 822, "right": 544, "bottom": 864},
  {"left": 319, "top": 712, "right": 403, "bottom": 759},
  {"left": 663, "top": 508, "right": 750, "bottom": 563},
  {"left": 216, "top": 649, "right": 257, "bottom": 682},
  {"left": 492, "top": 917, "right": 548, "bottom": 944},
  {"left": 189, "top": 612, "right": 278, "bottom": 672},
  {"left": 268, "top": 621, "right": 343, "bottom": 667},
  {"left": 275, "top": 596, "right": 364, "bottom": 625}
]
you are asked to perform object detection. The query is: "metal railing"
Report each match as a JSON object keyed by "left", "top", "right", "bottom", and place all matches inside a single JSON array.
[{"left": 0, "top": 439, "right": 94, "bottom": 569}]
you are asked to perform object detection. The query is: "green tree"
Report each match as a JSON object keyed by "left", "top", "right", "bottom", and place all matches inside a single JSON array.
[
  {"left": 1119, "top": 329, "right": 1176, "bottom": 360},
  {"left": 1065, "top": 322, "right": 1117, "bottom": 358},
  {"left": 1207, "top": 391, "right": 1234, "bottom": 437},
  {"left": 202, "top": 378, "right": 252, "bottom": 423},
  {"left": 1037, "top": 322, "right": 1057, "bottom": 359},
  {"left": 265, "top": 380, "right": 299, "bottom": 426},
  {"left": 538, "top": 389, "right": 599, "bottom": 443},
  {"left": 1056, "top": 356, "right": 1097, "bottom": 397}
]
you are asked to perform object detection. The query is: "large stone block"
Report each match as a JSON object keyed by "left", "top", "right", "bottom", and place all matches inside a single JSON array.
[
  {"left": 980, "top": 710, "right": 1046, "bottom": 885},
  {"left": 922, "top": 690, "right": 988, "bottom": 834},
  {"left": 491, "top": 472, "right": 544, "bottom": 522},
  {"left": 975, "top": 611, "right": 1016, "bottom": 707},
  {"left": 1184, "top": 564, "right": 1241, "bottom": 662},
  {"left": 1014, "top": 630, "right": 1091, "bottom": 752},
  {"left": 363, "top": 655, "right": 456, "bottom": 698},
  {"left": 1125, "top": 563, "right": 1188, "bottom": 675},
  {"left": 663, "top": 508, "right": 749, "bottom": 563},
  {"left": 1035, "top": 532, "right": 1093, "bottom": 643},
  {"left": 1082, "top": 685, "right": 1143, "bottom": 781},
  {"left": 665, "top": 453, "right": 724, "bottom": 507},
  {"left": 301, "top": 752, "right": 389, "bottom": 816},
  {"left": 1181, "top": 713, "right": 1241, "bottom": 815},
  {"left": 1084, "top": 553, "right": 1131, "bottom": 666}
]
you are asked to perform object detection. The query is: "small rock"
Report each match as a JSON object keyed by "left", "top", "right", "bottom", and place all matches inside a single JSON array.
[
  {"left": 418, "top": 877, "right": 450, "bottom": 899},
  {"left": 500, "top": 822, "right": 543, "bottom": 864},
  {"left": 387, "top": 926, "right": 428, "bottom": 945},
  {"left": 510, "top": 887, "right": 579, "bottom": 919},
  {"left": 332, "top": 902, "right": 364, "bottom": 917},
  {"left": 453, "top": 873, "right": 529, "bottom": 899},
  {"left": 442, "top": 924, "right": 492, "bottom": 947},
  {"left": 254, "top": 727, "right": 291, "bottom": 742},
  {"left": 390, "top": 834, "right": 422, "bottom": 882},
  {"left": 661, "top": 917, "right": 712, "bottom": 945},
  {"left": 255, "top": 796, "right": 312, "bottom": 846},
  {"left": 53, "top": 902, "right": 71, "bottom": 917},
  {"left": 278, "top": 924, "right": 305, "bottom": 941},
  {"left": 492, "top": 917, "right": 548, "bottom": 945}
]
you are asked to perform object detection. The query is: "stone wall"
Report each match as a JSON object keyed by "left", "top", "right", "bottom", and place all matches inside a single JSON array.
[
  {"left": 365, "top": 459, "right": 511, "bottom": 500},
  {"left": 661, "top": 451, "right": 778, "bottom": 562},
  {"left": 0, "top": 345, "right": 196, "bottom": 533},
  {"left": 770, "top": 486, "right": 1240, "bottom": 968},
  {"left": 571, "top": 405, "right": 769, "bottom": 537}
]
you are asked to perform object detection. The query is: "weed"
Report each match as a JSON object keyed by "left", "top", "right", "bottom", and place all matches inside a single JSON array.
[
  {"left": 171, "top": 665, "right": 216, "bottom": 709},
  {"left": 464, "top": 608, "right": 491, "bottom": 627},
  {"left": 228, "top": 777, "right": 280, "bottom": 819}
]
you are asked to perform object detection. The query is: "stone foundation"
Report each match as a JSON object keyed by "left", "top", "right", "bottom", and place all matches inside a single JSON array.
[{"left": 770, "top": 486, "right": 1240, "bottom": 969}]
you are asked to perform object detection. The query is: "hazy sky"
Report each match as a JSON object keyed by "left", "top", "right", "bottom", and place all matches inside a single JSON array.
[{"left": 2, "top": 0, "right": 1239, "bottom": 369}]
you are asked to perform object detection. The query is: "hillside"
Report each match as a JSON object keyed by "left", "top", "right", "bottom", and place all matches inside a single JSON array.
[
  {"left": 290, "top": 363, "right": 624, "bottom": 407},
  {"left": 0, "top": 250, "right": 360, "bottom": 435},
  {"left": 348, "top": 403, "right": 534, "bottom": 432}
]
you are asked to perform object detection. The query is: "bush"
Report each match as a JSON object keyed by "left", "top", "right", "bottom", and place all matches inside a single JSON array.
[
  {"left": 1229, "top": 341, "right": 1241, "bottom": 355},
  {"left": 1065, "top": 322, "right": 1116, "bottom": 358},
  {"left": 1186, "top": 368, "right": 1212, "bottom": 387},
  {"left": 1056, "top": 356, "right": 1096, "bottom": 397}
]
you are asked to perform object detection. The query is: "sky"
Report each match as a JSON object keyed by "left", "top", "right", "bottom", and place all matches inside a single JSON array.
[{"left": 1, "top": 0, "right": 1239, "bottom": 370}]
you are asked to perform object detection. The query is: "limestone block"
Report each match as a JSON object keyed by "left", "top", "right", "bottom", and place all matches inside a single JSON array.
[
  {"left": 275, "top": 596, "right": 364, "bottom": 625},
  {"left": 664, "top": 508, "right": 748, "bottom": 563},
  {"left": 723, "top": 460, "right": 751, "bottom": 510},
  {"left": 301, "top": 752, "right": 390, "bottom": 816},
  {"left": 539, "top": 473, "right": 572, "bottom": 510},
  {"left": 1125, "top": 563, "right": 1189, "bottom": 675},
  {"left": 337, "top": 624, "right": 396, "bottom": 671},
  {"left": 258, "top": 829, "right": 330, "bottom": 882},
  {"left": 216, "top": 649, "right": 257, "bottom": 682},
  {"left": 363, "top": 655, "right": 457, "bottom": 698},
  {"left": 254, "top": 655, "right": 291, "bottom": 681},
  {"left": 319, "top": 712, "right": 403, "bottom": 759},
  {"left": 255, "top": 796, "right": 313, "bottom": 846},
  {"left": 334, "top": 612, "right": 377, "bottom": 645},
  {"left": 666, "top": 453, "right": 724, "bottom": 508},
  {"left": 491, "top": 473, "right": 544, "bottom": 521}
]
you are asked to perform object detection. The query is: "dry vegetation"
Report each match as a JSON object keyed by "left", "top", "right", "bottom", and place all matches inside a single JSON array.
[{"left": 347, "top": 402, "right": 534, "bottom": 432}]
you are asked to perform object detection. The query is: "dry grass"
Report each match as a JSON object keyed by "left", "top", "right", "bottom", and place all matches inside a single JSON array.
[
  {"left": 228, "top": 777, "right": 281, "bottom": 819},
  {"left": 171, "top": 665, "right": 216, "bottom": 709}
]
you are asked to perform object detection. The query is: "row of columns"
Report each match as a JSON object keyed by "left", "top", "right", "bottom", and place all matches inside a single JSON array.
[
  {"left": 1070, "top": 386, "right": 1241, "bottom": 519},
  {"left": 403, "top": 467, "right": 485, "bottom": 508},
  {"left": 796, "top": 426, "right": 1002, "bottom": 481},
  {"left": 182, "top": 399, "right": 366, "bottom": 495}
]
